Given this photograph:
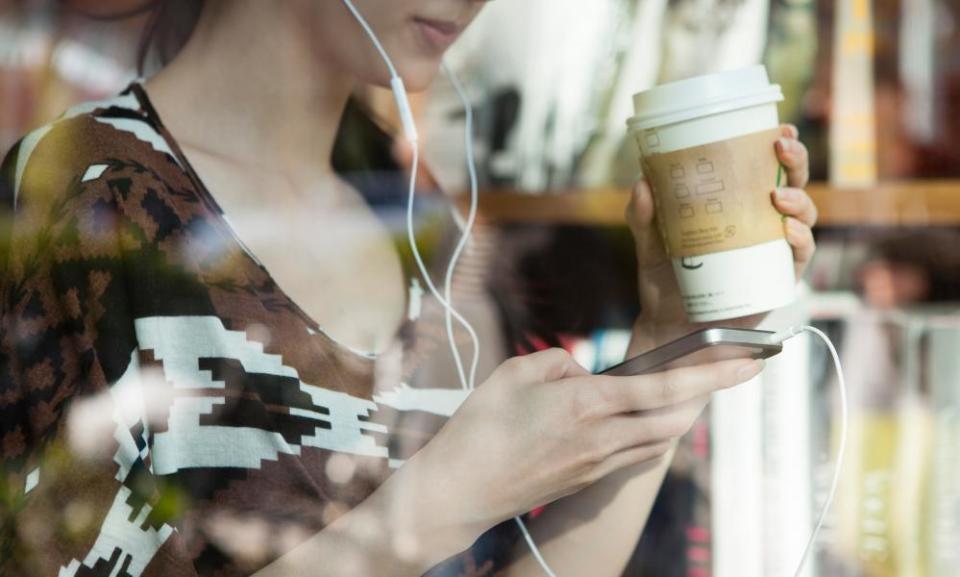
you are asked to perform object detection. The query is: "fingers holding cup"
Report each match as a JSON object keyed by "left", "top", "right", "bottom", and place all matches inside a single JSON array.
[
  {"left": 772, "top": 187, "right": 818, "bottom": 228},
  {"left": 784, "top": 217, "right": 816, "bottom": 276},
  {"left": 770, "top": 186, "right": 817, "bottom": 277},
  {"left": 775, "top": 124, "right": 810, "bottom": 189},
  {"left": 626, "top": 179, "right": 668, "bottom": 269},
  {"left": 626, "top": 178, "right": 688, "bottom": 326}
]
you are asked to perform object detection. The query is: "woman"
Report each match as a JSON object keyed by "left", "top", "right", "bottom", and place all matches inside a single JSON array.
[{"left": 0, "top": 1, "right": 818, "bottom": 576}]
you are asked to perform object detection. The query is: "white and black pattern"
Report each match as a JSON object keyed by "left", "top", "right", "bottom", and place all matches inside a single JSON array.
[
  {"left": 59, "top": 487, "right": 175, "bottom": 577},
  {"left": 135, "top": 315, "right": 389, "bottom": 472},
  {"left": 2, "top": 82, "right": 518, "bottom": 577},
  {"left": 135, "top": 315, "right": 469, "bottom": 473}
]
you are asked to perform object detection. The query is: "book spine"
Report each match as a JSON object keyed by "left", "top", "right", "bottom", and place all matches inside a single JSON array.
[
  {"left": 926, "top": 323, "right": 960, "bottom": 577},
  {"left": 711, "top": 371, "right": 764, "bottom": 577},
  {"left": 890, "top": 321, "right": 933, "bottom": 577},
  {"left": 686, "top": 414, "right": 712, "bottom": 577},
  {"left": 761, "top": 328, "right": 815, "bottom": 577}
]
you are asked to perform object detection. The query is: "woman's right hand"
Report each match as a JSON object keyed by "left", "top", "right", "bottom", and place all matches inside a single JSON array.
[{"left": 404, "top": 348, "right": 764, "bottom": 543}]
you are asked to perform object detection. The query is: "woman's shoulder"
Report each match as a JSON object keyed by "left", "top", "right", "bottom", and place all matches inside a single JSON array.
[{"left": 1, "top": 84, "right": 189, "bottom": 213}]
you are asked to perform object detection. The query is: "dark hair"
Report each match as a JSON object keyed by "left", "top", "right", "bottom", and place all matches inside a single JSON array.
[
  {"left": 63, "top": 0, "right": 203, "bottom": 74},
  {"left": 136, "top": 0, "right": 205, "bottom": 74},
  {"left": 868, "top": 229, "right": 960, "bottom": 303}
]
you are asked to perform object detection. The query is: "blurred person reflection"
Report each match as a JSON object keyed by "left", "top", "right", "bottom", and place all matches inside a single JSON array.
[
  {"left": 821, "top": 228, "right": 960, "bottom": 575},
  {"left": 859, "top": 230, "right": 960, "bottom": 308},
  {"left": 0, "top": 1, "right": 816, "bottom": 576},
  {"left": 831, "top": 229, "right": 960, "bottom": 449}
]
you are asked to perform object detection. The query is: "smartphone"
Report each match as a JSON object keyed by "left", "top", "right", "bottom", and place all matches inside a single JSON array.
[{"left": 598, "top": 327, "right": 782, "bottom": 376}]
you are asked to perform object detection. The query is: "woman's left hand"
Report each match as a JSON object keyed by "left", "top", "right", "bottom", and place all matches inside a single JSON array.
[{"left": 625, "top": 124, "right": 818, "bottom": 350}]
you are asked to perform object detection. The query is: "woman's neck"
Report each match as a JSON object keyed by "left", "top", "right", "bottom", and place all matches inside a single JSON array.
[{"left": 145, "top": 0, "right": 353, "bottom": 178}]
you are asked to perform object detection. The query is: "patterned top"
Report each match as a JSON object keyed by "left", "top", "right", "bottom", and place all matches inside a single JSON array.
[{"left": 0, "top": 84, "right": 520, "bottom": 577}]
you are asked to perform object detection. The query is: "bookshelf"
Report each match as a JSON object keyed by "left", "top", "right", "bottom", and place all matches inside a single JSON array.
[{"left": 470, "top": 180, "right": 960, "bottom": 227}]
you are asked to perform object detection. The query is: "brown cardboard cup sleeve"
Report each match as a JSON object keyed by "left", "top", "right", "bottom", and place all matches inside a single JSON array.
[{"left": 641, "top": 128, "right": 785, "bottom": 258}]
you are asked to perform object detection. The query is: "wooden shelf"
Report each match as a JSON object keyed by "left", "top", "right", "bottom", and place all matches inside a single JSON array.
[{"left": 471, "top": 180, "right": 960, "bottom": 227}]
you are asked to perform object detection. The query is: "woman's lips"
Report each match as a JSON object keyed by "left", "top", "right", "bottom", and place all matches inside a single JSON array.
[{"left": 413, "top": 17, "right": 462, "bottom": 50}]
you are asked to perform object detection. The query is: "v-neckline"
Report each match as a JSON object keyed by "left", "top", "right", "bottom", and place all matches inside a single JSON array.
[{"left": 126, "top": 82, "right": 414, "bottom": 360}]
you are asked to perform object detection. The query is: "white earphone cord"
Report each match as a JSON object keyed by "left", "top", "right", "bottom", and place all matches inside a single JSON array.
[
  {"left": 440, "top": 61, "right": 481, "bottom": 392},
  {"left": 437, "top": 55, "right": 562, "bottom": 577},
  {"left": 339, "top": 4, "right": 847, "bottom": 577},
  {"left": 338, "top": 1, "right": 557, "bottom": 575},
  {"left": 775, "top": 326, "right": 849, "bottom": 577}
]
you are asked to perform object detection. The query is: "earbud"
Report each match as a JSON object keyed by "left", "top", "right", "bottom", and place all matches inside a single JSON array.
[
  {"left": 338, "top": 0, "right": 417, "bottom": 144},
  {"left": 390, "top": 77, "right": 419, "bottom": 144}
]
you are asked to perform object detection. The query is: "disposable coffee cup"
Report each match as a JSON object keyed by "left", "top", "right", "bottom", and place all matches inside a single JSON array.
[{"left": 627, "top": 65, "right": 795, "bottom": 322}]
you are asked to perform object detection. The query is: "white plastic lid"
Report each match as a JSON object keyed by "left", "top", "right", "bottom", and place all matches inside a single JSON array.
[{"left": 628, "top": 65, "right": 783, "bottom": 131}]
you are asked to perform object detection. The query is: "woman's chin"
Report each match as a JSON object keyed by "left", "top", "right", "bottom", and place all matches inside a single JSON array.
[
  {"left": 395, "top": 59, "right": 444, "bottom": 93},
  {"left": 361, "top": 65, "right": 437, "bottom": 93}
]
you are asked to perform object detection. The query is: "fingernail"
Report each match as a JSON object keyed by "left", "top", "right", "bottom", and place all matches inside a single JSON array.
[
  {"left": 737, "top": 360, "right": 765, "bottom": 380},
  {"left": 778, "top": 138, "right": 792, "bottom": 153}
]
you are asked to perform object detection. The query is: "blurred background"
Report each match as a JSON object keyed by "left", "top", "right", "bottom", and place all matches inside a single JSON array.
[{"left": 2, "top": 0, "right": 959, "bottom": 576}]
